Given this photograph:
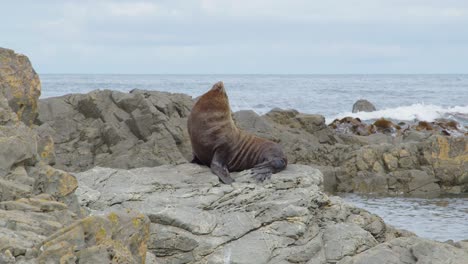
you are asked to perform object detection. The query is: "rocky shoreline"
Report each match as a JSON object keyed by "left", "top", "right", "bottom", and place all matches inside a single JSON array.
[
  {"left": 1, "top": 47, "right": 467, "bottom": 263},
  {"left": 35, "top": 86, "right": 467, "bottom": 197}
]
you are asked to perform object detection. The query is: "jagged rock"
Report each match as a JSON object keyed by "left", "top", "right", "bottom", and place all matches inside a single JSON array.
[
  {"left": 338, "top": 237, "right": 468, "bottom": 264},
  {"left": 2, "top": 47, "right": 466, "bottom": 263},
  {"left": 431, "top": 136, "right": 468, "bottom": 187},
  {"left": 36, "top": 89, "right": 193, "bottom": 172},
  {"left": 263, "top": 108, "right": 337, "bottom": 144},
  {"left": 37, "top": 87, "right": 467, "bottom": 195},
  {"left": 0, "top": 48, "right": 151, "bottom": 264},
  {"left": 74, "top": 164, "right": 413, "bottom": 263},
  {"left": 0, "top": 189, "right": 149, "bottom": 263},
  {"left": 0, "top": 120, "right": 37, "bottom": 177},
  {"left": 0, "top": 194, "right": 77, "bottom": 259},
  {"left": 329, "top": 117, "right": 376, "bottom": 136},
  {"left": 38, "top": 210, "right": 149, "bottom": 264},
  {"left": 36, "top": 89, "right": 341, "bottom": 173},
  {"left": 323, "top": 223, "right": 378, "bottom": 262},
  {"left": 234, "top": 108, "right": 340, "bottom": 167},
  {"left": 352, "top": 99, "right": 376, "bottom": 113},
  {"left": 0, "top": 48, "right": 41, "bottom": 126},
  {"left": 335, "top": 135, "right": 467, "bottom": 196}
]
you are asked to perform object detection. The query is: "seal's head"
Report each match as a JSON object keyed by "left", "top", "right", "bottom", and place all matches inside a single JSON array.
[
  {"left": 210, "top": 81, "right": 226, "bottom": 92},
  {"left": 196, "top": 81, "right": 230, "bottom": 112}
]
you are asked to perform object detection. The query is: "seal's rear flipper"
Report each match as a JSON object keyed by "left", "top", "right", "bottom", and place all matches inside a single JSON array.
[
  {"left": 251, "top": 158, "right": 287, "bottom": 182},
  {"left": 251, "top": 163, "right": 273, "bottom": 182}
]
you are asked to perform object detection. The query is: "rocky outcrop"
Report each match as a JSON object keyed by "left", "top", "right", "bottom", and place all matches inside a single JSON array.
[
  {"left": 36, "top": 209, "right": 149, "bottom": 264},
  {"left": 35, "top": 92, "right": 340, "bottom": 172},
  {"left": 352, "top": 99, "right": 376, "bottom": 113},
  {"left": 333, "top": 134, "right": 468, "bottom": 196},
  {"left": 74, "top": 163, "right": 468, "bottom": 264},
  {"left": 330, "top": 116, "right": 466, "bottom": 137},
  {"left": 36, "top": 88, "right": 467, "bottom": 196},
  {"left": 36, "top": 89, "right": 193, "bottom": 172},
  {"left": 2, "top": 47, "right": 467, "bottom": 263},
  {"left": 74, "top": 164, "right": 411, "bottom": 263},
  {"left": 0, "top": 48, "right": 150, "bottom": 263},
  {"left": 0, "top": 92, "right": 150, "bottom": 263},
  {"left": 339, "top": 237, "right": 468, "bottom": 264},
  {"left": 235, "top": 111, "right": 468, "bottom": 196},
  {"left": 234, "top": 109, "right": 340, "bottom": 162},
  {"left": 0, "top": 48, "right": 41, "bottom": 126}
]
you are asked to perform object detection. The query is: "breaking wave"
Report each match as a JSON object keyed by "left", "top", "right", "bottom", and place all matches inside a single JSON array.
[{"left": 327, "top": 103, "right": 468, "bottom": 126}]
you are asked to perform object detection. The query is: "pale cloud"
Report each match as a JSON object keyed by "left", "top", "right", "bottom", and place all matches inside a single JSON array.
[
  {"left": 198, "top": 0, "right": 468, "bottom": 22},
  {"left": 2, "top": 0, "right": 467, "bottom": 73},
  {"left": 405, "top": 6, "right": 468, "bottom": 19},
  {"left": 106, "top": 2, "right": 159, "bottom": 17}
]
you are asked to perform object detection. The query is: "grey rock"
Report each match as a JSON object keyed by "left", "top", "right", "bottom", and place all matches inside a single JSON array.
[
  {"left": 36, "top": 86, "right": 468, "bottom": 196},
  {"left": 0, "top": 123, "right": 37, "bottom": 177},
  {"left": 0, "top": 93, "right": 18, "bottom": 126},
  {"left": 146, "top": 252, "right": 158, "bottom": 264},
  {"left": 233, "top": 110, "right": 273, "bottom": 137},
  {"left": 74, "top": 164, "right": 414, "bottom": 263},
  {"left": 323, "top": 223, "right": 378, "bottom": 262},
  {"left": 36, "top": 89, "right": 193, "bottom": 172},
  {"left": 0, "top": 48, "right": 152, "bottom": 263},
  {"left": 335, "top": 135, "right": 468, "bottom": 196},
  {"left": 0, "top": 250, "right": 15, "bottom": 263},
  {"left": 310, "top": 165, "right": 345, "bottom": 193},
  {"left": 0, "top": 48, "right": 41, "bottom": 126},
  {"left": 352, "top": 99, "right": 376, "bottom": 113},
  {"left": 37, "top": 210, "right": 150, "bottom": 264},
  {"left": 32, "top": 82, "right": 468, "bottom": 196},
  {"left": 338, "top": 237, "right": 468, "bottom": 264}
]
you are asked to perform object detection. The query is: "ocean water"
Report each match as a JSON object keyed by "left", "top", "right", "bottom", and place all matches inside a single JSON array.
[
  {"left": 39, "top": 74, "right": 468, "bottom": 126},
  {"left": 340, "top": 194, "right": 468, "bottom": 242}
]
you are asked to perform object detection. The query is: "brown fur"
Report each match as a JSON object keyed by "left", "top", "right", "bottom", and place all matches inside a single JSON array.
[{"left": 188, "top": 82, "right": 287, "bottom": 183}]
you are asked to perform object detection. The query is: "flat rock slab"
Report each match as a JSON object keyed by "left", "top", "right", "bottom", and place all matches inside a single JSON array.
[{"left": 74, "top": 163, "right": 453, "bottom": 264}]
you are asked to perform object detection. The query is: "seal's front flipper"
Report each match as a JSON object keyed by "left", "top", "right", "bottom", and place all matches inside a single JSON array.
[
  {"left": 251, "top": 158, "right": 287, "bottom": 182},
  {"left": 211, "top": 162, "right": 234, "bottom": 184},
  {"left": 210, "top": 151, "right": 235, "bottom": 184}
]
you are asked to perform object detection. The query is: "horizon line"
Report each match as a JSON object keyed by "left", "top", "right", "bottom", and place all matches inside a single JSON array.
[{"left": 38, "top": 73, "right": 468, "bottom": 75}]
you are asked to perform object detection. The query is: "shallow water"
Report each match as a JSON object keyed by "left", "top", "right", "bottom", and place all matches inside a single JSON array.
[{"left": 340, "top": 194, "right": 468, "bottom": 242}]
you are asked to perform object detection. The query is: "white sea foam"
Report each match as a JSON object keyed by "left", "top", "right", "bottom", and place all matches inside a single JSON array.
[{"left": 327, "top": 103, "right": 468, "bottom": 125}]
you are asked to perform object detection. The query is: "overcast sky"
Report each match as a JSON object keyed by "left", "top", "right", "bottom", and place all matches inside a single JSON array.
[{"left": 2, "top": 0, "right": 468, "bottom": 74}]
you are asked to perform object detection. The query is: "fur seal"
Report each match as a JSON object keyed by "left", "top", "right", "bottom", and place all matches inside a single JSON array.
[{"left": 187, "top": 81, "right": 287, "bottom": 184}]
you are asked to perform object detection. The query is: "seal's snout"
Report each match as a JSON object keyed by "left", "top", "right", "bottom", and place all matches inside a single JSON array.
[{"left": 211, "top": 81, "right": 225, "bottom": 92}]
